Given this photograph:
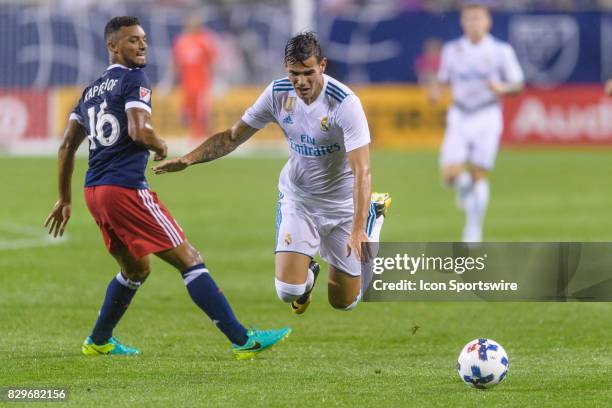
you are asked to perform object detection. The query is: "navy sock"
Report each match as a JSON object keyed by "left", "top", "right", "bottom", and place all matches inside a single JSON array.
[
  {"left": 182, "top": 264, "right": 248, "bottom": 345},
  {"left": 90, "top": 273, "right": 140, "bottom": 345}
]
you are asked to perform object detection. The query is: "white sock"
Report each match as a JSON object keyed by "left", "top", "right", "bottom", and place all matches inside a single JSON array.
[
  {"left": 454, "top": 171, "right": 472, "bottom": 190},
  {"left": 274, "top": 278, "right": 305, "bottom": 303},
  {"left": 453, "top": 171, "right": 473, "bottom": 207},
  {"left": 369, "top": 215, "right": 385, "bottom": 242},
  {"left": 462, "top": 179, "right": 489, "bottom": 242},
  {"left": 304, "top": 268, "right": 315, "bottom": 293}
]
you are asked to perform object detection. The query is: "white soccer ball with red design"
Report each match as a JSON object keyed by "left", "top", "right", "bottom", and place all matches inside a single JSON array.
[{"left": 457, "top": 338, "right": 509, "bottom": 389}]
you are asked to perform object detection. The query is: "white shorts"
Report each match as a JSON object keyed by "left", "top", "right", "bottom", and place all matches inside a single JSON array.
[
  {"left": 275, "top": 192, "right": 378, "bottom": 277},
  {"left": 440, "top": 105, "right": 503, "bottom": 170}
]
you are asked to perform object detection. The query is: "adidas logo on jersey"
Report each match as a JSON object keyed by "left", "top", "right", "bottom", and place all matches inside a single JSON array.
[{"left": 283, "top": 115, "right": 293, "bottom": 125}]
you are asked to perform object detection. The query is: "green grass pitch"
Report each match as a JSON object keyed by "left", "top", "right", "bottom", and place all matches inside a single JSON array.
[{"left": 1, "top": 150, "right": 611, "bottom": 407}]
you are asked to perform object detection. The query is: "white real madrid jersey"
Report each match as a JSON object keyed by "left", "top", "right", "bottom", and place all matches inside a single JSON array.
[
  {"left": 241, "top": 74, "right": 370, "bottom": 209},
  {"left": 438, "top": 35, "right": 524, "bottom": 111}
]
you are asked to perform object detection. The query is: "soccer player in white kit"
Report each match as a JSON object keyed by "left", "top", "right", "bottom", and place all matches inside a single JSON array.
[
  {"left": 430, "top": 4, "right": 524, "bottom": 242},
  {"left": 154, "top": 32, "right": 389, "bottom": 314}
]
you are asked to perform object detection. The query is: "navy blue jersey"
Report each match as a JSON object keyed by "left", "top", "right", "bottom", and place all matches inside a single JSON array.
[{"left": 70, "top": 64, "right": 153, "bottom": 189}]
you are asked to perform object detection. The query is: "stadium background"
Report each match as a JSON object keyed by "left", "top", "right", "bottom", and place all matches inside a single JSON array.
[
  {"left": 1, "top": 1, "right": 612, "bottom": 407},
  {"left": 2, "top": 0, "right": 612, "bottom": 151}
]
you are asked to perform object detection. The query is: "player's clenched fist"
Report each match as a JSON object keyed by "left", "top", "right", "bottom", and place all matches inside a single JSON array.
[
  {"left": 152, "top": 157, "right": 190, "bottom": 174},
  {"left": 153, "top": 143, "right": 168, "bottom": 161}
]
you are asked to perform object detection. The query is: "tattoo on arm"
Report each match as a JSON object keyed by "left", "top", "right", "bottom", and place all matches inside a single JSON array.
[{"left": 184, "top": 121, "right": 256, "bottom": 164}]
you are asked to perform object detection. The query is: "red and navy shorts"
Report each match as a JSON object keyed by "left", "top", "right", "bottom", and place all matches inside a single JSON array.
[{"left": 84, "top": 185, "right": 186, "bottom": 258}]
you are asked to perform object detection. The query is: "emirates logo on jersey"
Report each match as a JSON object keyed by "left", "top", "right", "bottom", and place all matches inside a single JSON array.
[
  {"left": 320, "top": 116, "right": 330, "bottom": 132},
  {"left": 139, "top": 87, "right": 151, "bottom": 103}
]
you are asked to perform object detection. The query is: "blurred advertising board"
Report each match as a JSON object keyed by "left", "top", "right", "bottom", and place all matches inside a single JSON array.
[
  {"left": 0, "top": 90, "right": 49, "bottom": 145},
  {"left": 503, "top": 85, "right": 612, "bottom": 145},
  {"left": 52, "top": 85, "right": 449, "bottom": 148},
  {"left": 52, "top": 86, "right": 285, "bottom": 142},
  {"left": 16, "top": 84, "right": 612, "bottom": 153}
]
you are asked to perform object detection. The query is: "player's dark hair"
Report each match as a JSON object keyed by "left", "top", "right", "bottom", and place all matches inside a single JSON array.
[
  {"left": 284, "top": 31, "right": 323, "bottom": 65},
  {"left": 104, "top": 16, "right": 141, "bottom": 41},
  {"left": 461, "top": 3, "right": 491, "bottom": 14}
]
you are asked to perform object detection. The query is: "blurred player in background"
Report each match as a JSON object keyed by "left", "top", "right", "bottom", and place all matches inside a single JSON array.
[
  {"left": 44, "top": 16, "right": 289, "bottom": 360},
  {"left": 414, "top": 37, "right": 441, "bottom": 86},
  {"left": 605, "top": 79, "right": 612, "bottom": 95},
  {"left": 162, "top": 14, "right": 217, "bottom": 141},
  {"left": 430, "top": 4, "right": 524, "bottom": 242},
  {"left": 153, "top": 32, "right": 390, "bottom": 315}
]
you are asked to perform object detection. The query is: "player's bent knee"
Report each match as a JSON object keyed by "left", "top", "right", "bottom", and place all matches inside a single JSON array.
[
  {"left": 275, "top": 278, "right": 305, "bottom": 303},
  {"left": 471, "top": 169, "right": 488, "bottom": 181},
  {"left": 329, "top": 298, "right": 359, "bottom": 311},
  {"left": 328, "top": 292, "right": 361, "bottom": 311},
  {"left": 124, "top": 266, "right": 151, "bottom": 283},
  {"left": 443, "top": 172, "right": 461, "bottom": 186},
  {"left": 179, "top": 242, "right": 204, "bottom": 268}
]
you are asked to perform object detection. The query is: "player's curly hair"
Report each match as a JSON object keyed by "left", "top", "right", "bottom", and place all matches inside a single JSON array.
[
  {"left": 104, "top": 16, "right": 141, "bottom": 41},
  {"left": 284, "top": 31, "right": 323, "bottom": 65}
]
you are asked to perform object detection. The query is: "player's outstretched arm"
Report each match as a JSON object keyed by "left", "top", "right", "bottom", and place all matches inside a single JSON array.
[
  {"left": 152, "top": 120, "right": 258, "bottom": 174},
  {"left": 605, "top": 79, "right": 612, "bottom": 96},
  {"left": 127, "top": 108, "right": 168, "bottom": 161},
  {"left": 44, "top": 119, "right": 87, "bottom": 237},
  {"left": 346, "top": 145, "right": 372, "bottom": 263},
  {"left": 487, "top": 81, "right": 524, "bottom": 96}
]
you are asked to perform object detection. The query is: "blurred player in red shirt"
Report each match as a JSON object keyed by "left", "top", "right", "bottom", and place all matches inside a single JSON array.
[
  {"left": 173, "top": 15, "right": 217, "bottom": 141},
  {"left": 414, "top": 37, "right": 441, "bottom": 86}
]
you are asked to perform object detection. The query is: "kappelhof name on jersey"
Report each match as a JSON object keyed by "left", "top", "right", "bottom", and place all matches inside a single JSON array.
[{"left": 84, "top": 77, "right": 119, "bottom": 102}]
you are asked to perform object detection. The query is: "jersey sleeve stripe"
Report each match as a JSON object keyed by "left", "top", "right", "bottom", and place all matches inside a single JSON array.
[
  {"left": 325, "top": 88, "right": 346, "bottom": 103},
  {"left": 327, "top": 82, "right": 348, "bottom": 97},
  {"left": 326, "top": 86, "right": 346, "bottom": 99},
  {"left": 125, "top": 101, "right": 152, "bottom": 113},
  {"left": 69, "top": 112, "right": 84, "bottom": 125},
  {"left": 325, "top": 90, "right": 343, "bottom": 103},
  {"left": 274, "top": 78, "right": 291, "bottom": 85}
]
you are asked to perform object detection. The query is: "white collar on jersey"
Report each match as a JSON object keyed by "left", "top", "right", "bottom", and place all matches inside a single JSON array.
[
  {"left": 106, "top": 63, "right": 129, "bottom": 70},
  {"left": 461, "top": 34, "right": 493, "bottom": 48},
  {"left": 300, "top": 74, "right": 329, "bottom": 112}
]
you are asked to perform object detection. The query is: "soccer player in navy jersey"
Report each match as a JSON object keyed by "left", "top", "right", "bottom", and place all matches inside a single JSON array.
[{"left": 44, "top": 16, "right": 289, "bottom": 359}]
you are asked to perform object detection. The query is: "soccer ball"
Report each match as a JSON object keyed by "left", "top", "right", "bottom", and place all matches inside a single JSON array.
[{"left": 457, "top": 338, "right": 509, "bottom": 389}]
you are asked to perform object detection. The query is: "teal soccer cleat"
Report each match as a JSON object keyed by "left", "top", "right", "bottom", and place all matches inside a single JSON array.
[
  {"left": 81, "top": 336, "right": 140, "bottom": 356},
  {"left": 232, "top": 327, "right": 291, "bottom": 360}
]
